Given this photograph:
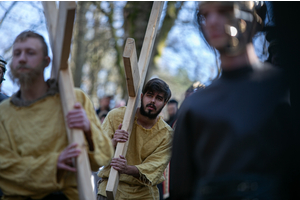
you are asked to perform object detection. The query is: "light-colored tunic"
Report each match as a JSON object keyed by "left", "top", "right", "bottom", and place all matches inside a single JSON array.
[
  {"left": 0, "top": 87, "right": 114, "bottom": 200},
  {"left": 97, "top": 107, "right": 173, "bottom": 200}
]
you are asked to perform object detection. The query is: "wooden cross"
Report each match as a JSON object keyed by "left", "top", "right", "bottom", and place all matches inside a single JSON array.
[
  {"left": 42, "top": 2, "right": 96, "bottom": 200},
  {"left": 105, "top": 2, "right": 164, "bottom": 200}
]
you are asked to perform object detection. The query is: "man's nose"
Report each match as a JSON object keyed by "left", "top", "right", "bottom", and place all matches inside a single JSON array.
[
  {"left": 18, "top": 52, "right": 27, "bottom": 64},
  {"left": 151, "top": 97, "right": 155, "bottom": 103},
  {"left": 206, "top": 13, "right": 219, "bottom": 26}
]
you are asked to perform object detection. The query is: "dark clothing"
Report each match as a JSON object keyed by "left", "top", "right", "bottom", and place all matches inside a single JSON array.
[
  {"left": 171, "top": 64, "right": 300, "bottom": 200},
  {"left": 28, "top": 192, "right": 68, "bottom": 200},
  {"left": 193, "top": 173, "right": 287, "bottom": 200},
  {"left": 272, "top": 2, "right": 300, "bottom": 137},
  {"left": 96, "top": 107, "right": 110, "bottom": 115},
  {"left": 160, "top": 115, "right": 177, "bottom": 200},
  {"left": 0, "top": 92, "right": 8, "bottom": 103},
  {"left": 97, "top": 194, "right": 107, "bottom": 200},
  {"left": 166, "top": 114, "right": 177, "bottom": 127},
  {"left": 158, "top": 182, "right": 164, "bottom": 200}
]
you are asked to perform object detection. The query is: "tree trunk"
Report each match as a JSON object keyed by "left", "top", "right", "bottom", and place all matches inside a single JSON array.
[
  {"left": 123, "top": 1, "right": 154, "bottom": 59},
  {"left": 107, "top": 2, "right": 127, "bottom": 99},
  {"left": 145, "top": 1, "right": 184, "bottom": 82},
  {"left": 71, "top": 1, "right": 89, "bottom": 87}
]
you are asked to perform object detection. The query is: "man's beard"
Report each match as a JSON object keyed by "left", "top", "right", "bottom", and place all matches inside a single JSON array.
[
  {"left": 10, "top": 63, "right": 44, "bottom": 89},
  {"left": 140, "top": 99, "right": 164, "bottom": 120}
]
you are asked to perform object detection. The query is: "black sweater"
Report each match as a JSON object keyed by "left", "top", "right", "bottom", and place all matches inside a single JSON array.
[{"left": 171, "top": 64, "right": 299, "bottom": 199}]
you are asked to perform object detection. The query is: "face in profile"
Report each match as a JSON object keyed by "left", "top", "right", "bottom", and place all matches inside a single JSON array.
[{"left": 199, "top": 3, "right": 234, "bottom": 50}]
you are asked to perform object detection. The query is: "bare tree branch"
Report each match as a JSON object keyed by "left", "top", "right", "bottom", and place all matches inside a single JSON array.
[{"left": 0, "top": 2, "right": 17, "bottom": 28}]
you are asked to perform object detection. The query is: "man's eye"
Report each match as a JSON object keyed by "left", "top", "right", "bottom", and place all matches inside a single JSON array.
[
  {"left": 218, "top": 7, "right": 232, "bottom": 15},
  {"left": 200, "top": 16, "right": 206, "bottom": 25},
  {"left": 14, "top": 52, "right": 20, "bottom": 56}
]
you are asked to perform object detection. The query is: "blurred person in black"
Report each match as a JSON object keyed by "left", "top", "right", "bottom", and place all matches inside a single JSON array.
[
  {"left": 184, "top": 81, "right": 205, "bottom": 99},
  {"left": 0, "top": 56, "right": 9, "bottom": 103},
  {"left": 171, "top": 2, "right": 299, "bottom": 200},
  {"left": 271, "top": 2, "right": 300, "bottom": 135},
  {"left": 265, "top": 30, "right": 281, "bottom": 68},
  {"left": 96, "top": 95, "right": 112, "bottom": 120},
  {"left": 166, "top": 99, "right": 178, "bottom": 127},
  {"left": 162, "top": 83, "right": 205, "bottom": 200}
]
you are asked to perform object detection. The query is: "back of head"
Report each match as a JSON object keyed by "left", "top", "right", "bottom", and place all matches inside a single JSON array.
[
  {"left": 168, "top": 99, "right": 178, "bottom": 107},
  {"left": 142, "top": 78, "right": 171, "bottom": 102},
  {"left": 197, "top": 1, "right": 267, "bottom": 56},
  {"left": 185, "top": 81, "right": 205, "bottom": 98},
  {"left": 14, "top": 30, "right": 49, "bottom": 57}
]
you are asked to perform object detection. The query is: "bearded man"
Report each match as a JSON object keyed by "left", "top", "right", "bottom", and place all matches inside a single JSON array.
[
  {"left": 0, "top": 30, "right": 114, "bottom": 200},
  {"left": 97, "top": 78, "right": 173, "bottom": 200}
]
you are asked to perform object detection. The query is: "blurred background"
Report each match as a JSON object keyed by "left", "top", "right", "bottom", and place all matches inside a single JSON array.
[{"left": 0, "top": 1, "right": 270, "bottom": 119}]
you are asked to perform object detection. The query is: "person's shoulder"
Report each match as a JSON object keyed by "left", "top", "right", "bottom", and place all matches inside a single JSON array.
[
  {"left": 74, "top": 87, "right": 87, "bottom": 97},
  {"left": 0, "top": 97, "right": 12, "bottom": 116},
  {"left": 252, "top": 62, "right": 287, "bottom": 83},
  {"left": 103, "top": 107, "right": 126, "bottom": 126},
  {"left": 158, "top": 117, "right": 173, "bottom": 133},
  {"left": 107, "top": 106, "right": 126, "bottom": 118},
  {"left": 73, "top": 88, "right": 93, "bottom": 104},
  {"left": 180, "top": 92, "right": 200, "bottom": 110},
  {"left": 163, "top": 119, "right": 173, "bottom": 132},
  {"left": 0, "top": 97, "right": 10, "bottom": 106},
  {"left": 253, "top": 62, "right": 283, "bottom": 75}
]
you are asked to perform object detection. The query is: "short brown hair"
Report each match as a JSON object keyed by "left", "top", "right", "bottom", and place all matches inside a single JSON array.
[
  {"left": 14, "top": 30, "right": 48, "bottom": 57},
  {"left": 142, "top": 78, "right": 171, "bottom": 102}
]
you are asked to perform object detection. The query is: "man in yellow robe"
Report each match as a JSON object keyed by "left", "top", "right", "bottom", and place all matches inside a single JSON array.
[
  {"left": 97, "top": 78, "right": 173, "bottom": 200},
  {"left": 0, "top": 31, "right": 114, "bottom": 200}
]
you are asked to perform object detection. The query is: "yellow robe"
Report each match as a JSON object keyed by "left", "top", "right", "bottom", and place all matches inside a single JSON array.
[
  {"left": 97, "top": 107, "right": 173, "bottom": 200},
  {"left": 0, "top": 88, "right": 114, "bottom": 200}
]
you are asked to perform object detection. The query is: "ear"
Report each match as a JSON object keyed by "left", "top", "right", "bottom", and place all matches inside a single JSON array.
[
  {"left": 141, "top": 93, "right": 143, "bottom": 99},
  {"left": 44, "top": 56, "right": 51, "bottom": 67}
]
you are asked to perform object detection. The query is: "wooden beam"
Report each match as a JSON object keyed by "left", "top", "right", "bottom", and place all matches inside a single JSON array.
[
  {"left": 137, "top": 2, "right": 164, "bottom": 78},
  {"left": 42, "top": 1, "right": 58, "bottom": 48},
  {"left": 43, "top": 2, "right": 96, "bottom": 200},
  {"left": 123, "top": 38, "right": 140, "bottom": 97},
  {"left": 59, "top": 69, "right": 96, "bottom": 200},
  {"left": 106, "top": 2, "right": 164, "bottom": 200},
  {"left": 51, "top": 1, "right": 76, "bottom": 79},
  {"left": 105, "top": 94, "right": 139, "bottom": 200}
]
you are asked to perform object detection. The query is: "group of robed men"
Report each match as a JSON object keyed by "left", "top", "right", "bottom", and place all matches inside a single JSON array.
[
  {"left": 0, "top": 29, "right": 172, "bottom": 200},
  {"left": 1, "top": 1, "right": 300, "bottom": 200}
]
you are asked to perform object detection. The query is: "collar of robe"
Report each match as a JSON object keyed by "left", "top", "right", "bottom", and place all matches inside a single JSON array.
[{"left": 10, "top": 78, "right": 59, "bottom": 107}]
